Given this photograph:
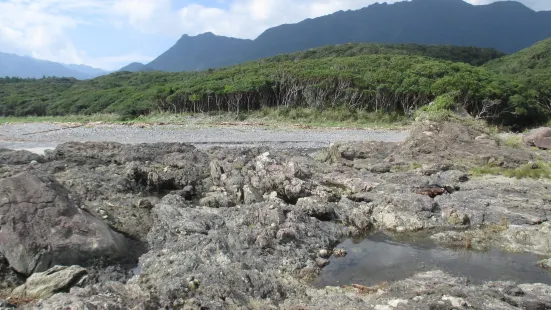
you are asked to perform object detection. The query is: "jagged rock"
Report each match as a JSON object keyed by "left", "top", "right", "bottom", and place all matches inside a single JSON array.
[
  {"left": 441, "top": 207, "right": 470, "bottom": 226},
  {"left": 1, "top": 124, "right": 550, "bottom": 309},
  {"left": 0, "top": 256, "right": 23, "bottom": 298},
  {"left": 9, "top": 266, "right": 87, "bottom": 301},
  {"left": 242, "top": 185, "right": 263, "bottom": 204},
  {"left": 199, "top": 192, "right": 235, "bottom": 208},
  {"left": 0, "top": 173, "right": 129, "bottom": 275},
  {"left": 28, "top": 282, "right": 154, "bottom": 310},
  {"left": 0, "top": 149, "right": 44, "bottom": 165}
]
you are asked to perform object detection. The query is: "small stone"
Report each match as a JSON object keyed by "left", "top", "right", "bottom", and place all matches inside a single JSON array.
[
  {"left": 333, "top": 249, "right": 347, "bottom": 257},
  {"left": 388, "top": 299, "right": 408, "bottom": 307},
  {"left": 30, "top": 160, "right": 38, "bottom": 165},
  {"left": 138, "top": 199, "right": 153, "bottom": 209},
  {"left": 188, "top": 281, "right": 198, "bottom": 290},
  {"left": 504, "top": 286, "right": 525, "bottom": 296},
  {"left": 318, "top": 249, "right": 330, "bottom": 258},
  {"left": 442, "top": 295, "right": 471, "bottom": 308},
  {"left": 315, "top": 258, "right": 330, "bottom": 268},
  {"left": 537, "top": 258, "right": 551, "bottom": 270}
]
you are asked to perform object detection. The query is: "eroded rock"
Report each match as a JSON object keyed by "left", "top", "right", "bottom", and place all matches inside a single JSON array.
[
  {"left": 0, "top": 173, "right": 129, "bottom": 275},
  {"left": 9, "top": 266, "right": 87, "bottom": 301}
]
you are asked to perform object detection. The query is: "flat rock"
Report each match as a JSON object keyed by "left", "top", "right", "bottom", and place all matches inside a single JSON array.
[
  {"left": 524, "top": 127, "right": 551, "bottom": 146},
  {"left": 9, "top": 266, "right": 87, "bottom": 301},
  {"left": 532, "top": 137, "right": 551, "bottom": 149}
]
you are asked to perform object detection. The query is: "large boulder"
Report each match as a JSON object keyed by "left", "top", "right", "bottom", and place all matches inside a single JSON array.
[
  {"left": 9, "top": 266, "right": 87, "bottom": 301},
  {"left": 524, "top": 127, "right": 551, "bottom": 149},
  {"left": 0, "top": 173, "right": 129, "bottom": 275}
]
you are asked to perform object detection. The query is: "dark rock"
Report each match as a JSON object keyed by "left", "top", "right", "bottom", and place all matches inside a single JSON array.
[
  {"left": 0, "top": 149, "right": 44, "bottom": 165},
  {"left": 415, "top": 185, "right": 447, "bottom": 198},
  {"left": 315, "top": 258, "right": 330, "bottom": 268},
  {"left": 0, "top": 256, "right": 23, "bottom": 298},
  {"left": 137, "top": 199, "right": 153, "bottom": 209}
]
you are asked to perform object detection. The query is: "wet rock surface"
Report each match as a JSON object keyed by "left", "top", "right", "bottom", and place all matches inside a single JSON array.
[{"left": 1, "top": 121, "right": 551, "bottom": 309}]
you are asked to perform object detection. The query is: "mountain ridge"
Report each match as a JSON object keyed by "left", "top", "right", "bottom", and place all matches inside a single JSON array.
[
  {"left": 131, "top": 0, "right": 551, "bottom": 72},
  {"left": 0, "top": 52, "right": 107, "bottom": 79}
]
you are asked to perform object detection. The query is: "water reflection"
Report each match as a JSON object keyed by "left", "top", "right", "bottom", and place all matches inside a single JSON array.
[{"left": 313, "top": 232, "right": 551, "bottom": 287}]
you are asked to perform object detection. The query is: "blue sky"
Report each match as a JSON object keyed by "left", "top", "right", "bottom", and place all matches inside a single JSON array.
[{"left": 0, "top": 0, "right": 549, "bottom": 70}]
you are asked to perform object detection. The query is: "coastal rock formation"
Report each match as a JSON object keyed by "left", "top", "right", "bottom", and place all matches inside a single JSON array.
[{"left": 1, "top": 121, "right": 550, "bottom": 308}]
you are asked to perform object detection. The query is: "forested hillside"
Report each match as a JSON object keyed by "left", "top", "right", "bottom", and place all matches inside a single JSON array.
[
  {"left": 485, "top": 38, "right": 551, "bottom": 113},
  {"left": 1, "top": 40, "right": 550, "bottom": 128},
  {"left": 264, "top": 43, "right": 504, "bottom": 66},
  {"left": 137, "top": 0, "right": 551, "bottom": 72}
]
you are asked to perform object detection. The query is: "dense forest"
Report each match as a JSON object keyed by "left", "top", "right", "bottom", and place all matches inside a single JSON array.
[{"left": 0, "top": 40, "right": 550, "bottom": 128}]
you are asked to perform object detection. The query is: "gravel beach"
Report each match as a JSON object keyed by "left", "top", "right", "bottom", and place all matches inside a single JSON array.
[{"left": 0, "top": 122, "right": 408, "bottom": 152}]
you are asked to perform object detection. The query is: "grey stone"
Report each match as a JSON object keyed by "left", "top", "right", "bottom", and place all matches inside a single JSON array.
[
  {"left": 0, "top": 173, "right": 129, "bottom": 275},
  {"left": 9, "top": 266, "right": 87, "bottom": 301}
]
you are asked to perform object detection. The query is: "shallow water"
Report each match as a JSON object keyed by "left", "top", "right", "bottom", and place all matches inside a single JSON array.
[{"left": 313, "top": 232, "right": 551, "bottom": 287}]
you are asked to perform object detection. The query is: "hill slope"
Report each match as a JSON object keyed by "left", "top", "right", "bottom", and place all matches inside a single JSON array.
[
  {"left": 1, "top": 46, "right": 539, "bottom": 127},
  {"left": 64, "top": 64, "right": 108, "bottom": 78},
  {"left": 263, "top": 43, "right": 505, "bottom": 66},
  {"left": 141, "top": 0, "right": 551, "bottom": 72},
  {"left": 0, "top": 53, "right": 107, "bottom": 79},
  {"left": 119, "top": 62, "right": 155, "bottom": 72},
  {"left": 485, "top": 37, "right": 551, "bottom": 111}
]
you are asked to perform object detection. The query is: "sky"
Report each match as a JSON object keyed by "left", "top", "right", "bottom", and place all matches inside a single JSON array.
[{"left": 0, "top": 0, "right": 549, "bottom": 70}]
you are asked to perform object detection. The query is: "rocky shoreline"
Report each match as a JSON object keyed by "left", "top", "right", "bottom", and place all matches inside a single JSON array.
[{"left": 0, "top": 120, "right": 550, "bottom": 309}]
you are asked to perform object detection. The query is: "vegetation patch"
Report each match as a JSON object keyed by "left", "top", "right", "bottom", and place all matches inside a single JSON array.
[
  {"left": 471, "top": 161, "right": 551, "bottom": 179},
  {"left": 499, "top": 134, "right": 524, "bottom": 149},
  {"left": 2, "top": 38, "right": 551, "bottom": 129}
]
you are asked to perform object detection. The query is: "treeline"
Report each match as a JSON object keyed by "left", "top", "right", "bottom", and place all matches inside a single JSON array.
[
  {"left": 484, "top": 38, "right": 551, "bottom": 115},
  {"left": 264, "top": 43, "right": 505, "bottom": 66},
  {"left": 0, "top": 41, "right": 549, "bottom": 127}
]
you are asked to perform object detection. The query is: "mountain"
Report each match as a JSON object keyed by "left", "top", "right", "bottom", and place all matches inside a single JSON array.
[
  {"left": 119, "top": 62, "right": 155, "bottom": 72},
  {"left": 147, "top": 32, "right": 252, "bottom": 72},
  {"left": 0, "top": 52, "right": 106, "bottom": 79},
  {"left": 139, "top": 0, "right": 551, "bottom": 72},
  {"left": 64, "top": 64, "right": 108, "bottom": 78}
]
